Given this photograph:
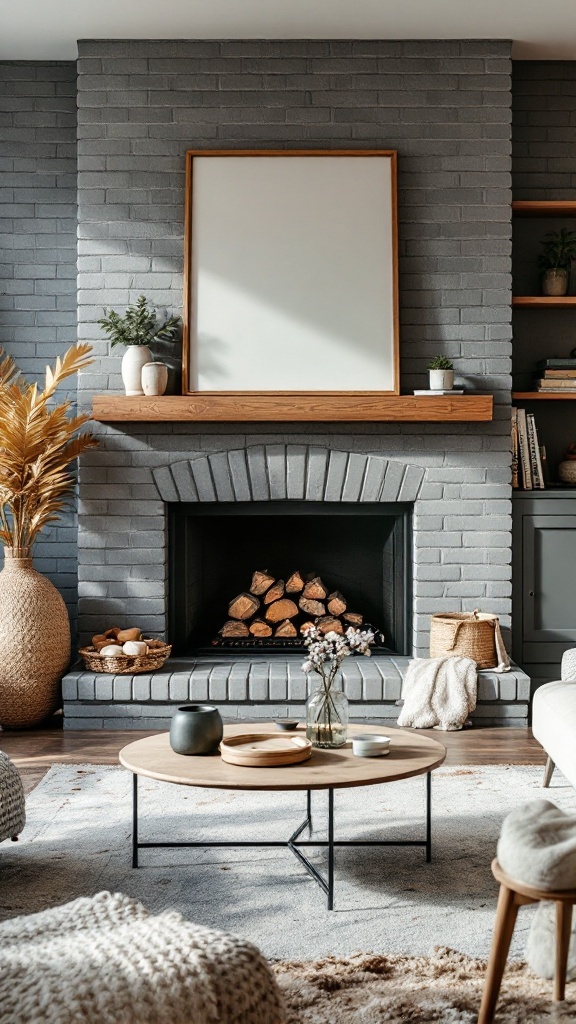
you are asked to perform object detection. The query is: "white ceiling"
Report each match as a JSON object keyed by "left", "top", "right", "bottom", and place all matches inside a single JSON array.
[{"left": 2, "top": 0, "right": 576, "bottom": 61}]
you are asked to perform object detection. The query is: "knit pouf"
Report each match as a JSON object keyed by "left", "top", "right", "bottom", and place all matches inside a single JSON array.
[
  {"left": 0, "top": 891, "right": 285, "bottom": 1024},
  {"left": 0, "top": 549, "right": 70, "bottom": 728},
  {"left": 0, "top": 751, "right": 25, "bottom": 843}
]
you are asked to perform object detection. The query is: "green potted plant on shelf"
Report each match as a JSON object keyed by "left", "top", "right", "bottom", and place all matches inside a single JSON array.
[
  {"left": 428, "top": 356, "right": 454, "bottom": 392},
  {"left": 98, "top": 294, "right": 181, "bottom": 397},
  {"left": 539, "top": 228, "right": 576, "bottom": 297}
]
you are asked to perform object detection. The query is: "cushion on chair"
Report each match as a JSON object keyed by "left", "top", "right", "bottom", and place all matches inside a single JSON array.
[
  {"left": 0, "top": 891, "right": 285, "bottom": 1024},
  {"left": 497, "top": 799, "right": 576, "bottom": 890},
  {"left": 0, "top": 751, "right": 25, "bottom": 844}
]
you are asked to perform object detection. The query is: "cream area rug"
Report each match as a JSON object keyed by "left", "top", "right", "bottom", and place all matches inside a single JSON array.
[
  {"left": 274, "top": 949, "right": 576, "bottom": 1023},
  {"left": 2, "top": 764, "right": 576, "bottom": 964}
]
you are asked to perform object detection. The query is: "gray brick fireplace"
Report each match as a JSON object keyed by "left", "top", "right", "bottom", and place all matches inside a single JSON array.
[
  {"left": 62, "top": 440, "right": 528, "bottom": 728},
  {"left": 55, "top": 37, "right": 528, "bottom": 726}
]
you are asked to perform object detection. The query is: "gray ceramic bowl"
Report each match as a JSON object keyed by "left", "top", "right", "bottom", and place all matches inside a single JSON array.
[{"left": 275, "top": 720, "right": 299, "bottom": 731}]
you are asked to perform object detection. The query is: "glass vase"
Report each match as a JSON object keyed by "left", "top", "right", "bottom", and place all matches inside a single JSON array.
[{"left": 306, "top": 683, "right": 349, "bottom": 748}]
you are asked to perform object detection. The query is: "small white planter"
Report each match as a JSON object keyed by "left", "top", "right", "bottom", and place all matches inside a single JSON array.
[
  {"left": 121, "top": 345, "right": 151, "bottom": 396},
  {"left": 429, "top": 368, "right": 454, "bottom": 391},
  {"left": 141, "top": 361, "right": 169, "bottom": 397}
]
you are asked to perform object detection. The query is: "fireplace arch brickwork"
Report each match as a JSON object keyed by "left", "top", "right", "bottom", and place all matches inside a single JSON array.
[{"left": 151, "top": 446, "right": 425, "bottom": 505}]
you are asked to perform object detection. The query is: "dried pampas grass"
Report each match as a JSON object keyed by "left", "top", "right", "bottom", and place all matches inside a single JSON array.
[{"left": 0, "top": 344, "right": 96, "bottom": 551}]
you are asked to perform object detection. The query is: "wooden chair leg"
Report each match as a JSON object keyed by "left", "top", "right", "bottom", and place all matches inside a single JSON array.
[
  {"left": 554, "top": 901, "right": 573, "bottom": 1002},
  {"left": 543, "top": 757, "right": 555, "bottom": 788},
  {"left": 478, "top": 885, "right": 520, "bottom": 1024}
]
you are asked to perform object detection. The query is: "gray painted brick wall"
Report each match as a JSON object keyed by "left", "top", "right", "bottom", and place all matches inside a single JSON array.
[
  {"left": 0, "top": 61, "right": 78, "bottom": 629},
  {"left": 75, "top": 40, "right": 513, "bottom": 657},
  {"left": 513, "top": 61, "right": 576, "bottom": 199}
]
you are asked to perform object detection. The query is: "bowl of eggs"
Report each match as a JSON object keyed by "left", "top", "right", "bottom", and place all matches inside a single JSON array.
[{"left": 79, "top": 627, "right": 171, "bottom": 674}]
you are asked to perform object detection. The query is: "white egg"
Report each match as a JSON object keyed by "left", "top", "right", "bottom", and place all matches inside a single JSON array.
[
  {"left": 122, "top": 641, "right": 148, "bottom": 656},
  {"left": 99, "top": 644, "right": 124, "bottom": 657}
]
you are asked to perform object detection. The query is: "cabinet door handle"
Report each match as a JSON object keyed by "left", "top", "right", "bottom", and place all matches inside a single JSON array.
[{"left": 528, "top": 590, "right": 535, "bottom": 597}]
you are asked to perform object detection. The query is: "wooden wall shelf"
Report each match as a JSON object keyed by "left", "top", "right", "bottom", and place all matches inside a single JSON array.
[
  {"left": 512, "top": 200, "right": 576, "bottom": 217},
  {"left": 513, "top": 296, "right": 576, "bottom": 308},
  {"left": 91, "top": 393, "right": 494, "bottom": 423},
  {"left": 513, "top": 392, "right": 576, "bottom": 400}
]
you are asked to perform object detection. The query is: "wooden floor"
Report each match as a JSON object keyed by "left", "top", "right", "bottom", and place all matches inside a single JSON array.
[{"left": 1, "top": 724, "right": 545, "bottom": 795}]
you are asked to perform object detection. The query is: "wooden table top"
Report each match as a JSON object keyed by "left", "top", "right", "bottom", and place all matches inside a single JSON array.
[{"left": 119, "top": 723, "right": 446, "bottom": 792}]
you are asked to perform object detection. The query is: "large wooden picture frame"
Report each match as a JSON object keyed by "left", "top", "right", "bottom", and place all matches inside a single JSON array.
[{"left": 182, "top": 150, "right": 400, "bottom": 413}]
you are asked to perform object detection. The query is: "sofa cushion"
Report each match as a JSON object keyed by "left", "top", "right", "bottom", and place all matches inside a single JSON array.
[{"left": 497, "top": 799, "right": 576, "bottom": 890}]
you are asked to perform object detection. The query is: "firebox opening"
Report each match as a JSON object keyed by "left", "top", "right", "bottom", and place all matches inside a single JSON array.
[{"left": 169, "top": 501, "right": 412, "bottom": 656}]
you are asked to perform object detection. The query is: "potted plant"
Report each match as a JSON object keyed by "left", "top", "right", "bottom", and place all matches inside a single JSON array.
[
  {"left": 428, "top": 356, "right": 454, "bottom": 391},
  {"left": 0, "top": 344, "right": 97, "bottom": 727},
  {"left": 539, "top": 228, "right": 576, "bottom": 297},
  {"left": 98, "top": 295, "right": 181, "bottom": 396}
]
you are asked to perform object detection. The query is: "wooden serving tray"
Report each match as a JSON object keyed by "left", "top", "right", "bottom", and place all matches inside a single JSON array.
[{"left": 220, "top": 733, "right": 312, "bottom": 767}]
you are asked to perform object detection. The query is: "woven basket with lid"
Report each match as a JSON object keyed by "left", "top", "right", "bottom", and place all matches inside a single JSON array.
[{"left": 429, "top": 610, "right": 499, "bottom": 669}]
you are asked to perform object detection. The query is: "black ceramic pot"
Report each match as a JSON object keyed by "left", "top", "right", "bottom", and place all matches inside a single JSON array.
[{"left": 169, "top": 704, "right": 223, "bottom": 755}]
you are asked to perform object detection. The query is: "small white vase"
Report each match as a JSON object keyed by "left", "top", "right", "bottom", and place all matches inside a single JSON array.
[
  {"left": 429, "top": 369, "right": 454, "bottom": 391},
  {"left": 121, "top": 345, "right": 151, "bottom": 396},
  {"left": 141, "top": 361, "right": 169, "bottom": 397}
]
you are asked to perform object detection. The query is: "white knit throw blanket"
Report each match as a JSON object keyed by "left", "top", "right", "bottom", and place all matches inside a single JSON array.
[{"left": 397, "top": 656, "right": 477, "bottom": 731}]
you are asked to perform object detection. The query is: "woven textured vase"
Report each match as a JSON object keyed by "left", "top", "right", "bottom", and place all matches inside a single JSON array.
[{"left": 0, "top": 548, "right": 70, "bottom": 728}]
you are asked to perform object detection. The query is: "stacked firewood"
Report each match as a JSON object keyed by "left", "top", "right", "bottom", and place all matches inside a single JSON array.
[{"left": 218, "top": 570, "right": 364, "bottom": 640}]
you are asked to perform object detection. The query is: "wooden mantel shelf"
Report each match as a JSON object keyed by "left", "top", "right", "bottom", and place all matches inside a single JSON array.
[{"left": 91, "top": 393, "right": 494, "bottom": 423}]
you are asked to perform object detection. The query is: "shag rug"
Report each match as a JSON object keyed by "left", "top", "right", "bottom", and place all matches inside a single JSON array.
[
  {"left": 2, "top": 763, "right": 576, "bottom": 965},
  {"left": 274, "top": 948, "right": 576, "bottom": 1022}
]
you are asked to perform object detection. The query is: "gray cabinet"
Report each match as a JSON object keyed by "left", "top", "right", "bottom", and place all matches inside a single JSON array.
[{"left": 513, "top": 491, "right": 576, "bottom": 692}]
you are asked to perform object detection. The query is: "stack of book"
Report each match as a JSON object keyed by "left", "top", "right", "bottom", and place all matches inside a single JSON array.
[
  {"left": 534, "top": 358, "right": 576, "bottom": 393},
  {"left": 512, "top": 408, "right": 547, "bottom": 489}
]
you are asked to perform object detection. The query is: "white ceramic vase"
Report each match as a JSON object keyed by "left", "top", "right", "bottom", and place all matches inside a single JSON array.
[
  {"left": 121, "top": 345, "right": 151, "bottom": 396},
  {"left": 141, "top": 361, "right": 169, "bottom": 397},
  {"left": 429, "top": 369, "right": 454, "bottom": 391}
]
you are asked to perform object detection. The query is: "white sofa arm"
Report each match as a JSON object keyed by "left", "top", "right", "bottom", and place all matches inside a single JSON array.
[{"left": 561, "top": 649, "right": 576, "bottom": 681}]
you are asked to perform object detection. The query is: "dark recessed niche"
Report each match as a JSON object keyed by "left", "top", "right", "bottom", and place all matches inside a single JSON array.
[{"left": 169, "top": 501, "right": 412, "bottom": 657}]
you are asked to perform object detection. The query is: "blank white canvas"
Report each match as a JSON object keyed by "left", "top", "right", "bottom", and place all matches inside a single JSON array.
[{"left": 190, "top": 155, "right": 396, "bottom": 392}]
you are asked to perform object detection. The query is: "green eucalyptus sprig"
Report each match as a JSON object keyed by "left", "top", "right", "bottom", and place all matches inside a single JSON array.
[{"left": 98, "top": 294, "right": 181, "bottom": 349}]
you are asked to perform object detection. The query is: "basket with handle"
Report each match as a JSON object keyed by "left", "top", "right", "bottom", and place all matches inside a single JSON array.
[{"left": 429, "top": 610, "right": 499, "bottom": 669}]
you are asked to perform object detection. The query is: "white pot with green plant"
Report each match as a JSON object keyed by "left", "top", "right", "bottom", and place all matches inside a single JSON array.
[
  {"left": 98, "top": 295, "right": 181, "bottom": 396},
  {"left": 428, "top": 356, "right": 454, "bottom": 391},
  {"left": 539, "top": 228, "right": 576, "bottom": 297}
]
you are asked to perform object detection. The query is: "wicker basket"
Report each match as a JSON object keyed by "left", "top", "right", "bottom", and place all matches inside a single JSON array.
[
  {"left": 79, "top": 641, "right": 172, "bottom": 675},
  {"left": 429, "top": 610, "right": 498, "bottom": 669}
]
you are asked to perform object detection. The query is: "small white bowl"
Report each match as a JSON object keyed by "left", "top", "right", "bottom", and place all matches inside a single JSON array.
[{"left": 351, "top": 735, "right": 391, "bottom": 758}]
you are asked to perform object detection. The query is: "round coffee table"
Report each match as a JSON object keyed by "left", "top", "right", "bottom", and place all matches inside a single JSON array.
[{"left": 120, "top": 723, "right": 446, "bottom": 910}]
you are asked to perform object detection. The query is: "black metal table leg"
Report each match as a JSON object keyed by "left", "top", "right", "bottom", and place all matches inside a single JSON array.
[
  {"left": 132, "top": 772, "right": 138, "bottom": 868},
  {"left": 426, "top": 771, "right": 432, "bottom": 863},
  {"left": 129, "top": 769, "right": 434, "bottom": 909},
  {"left": 327, "top": 788, "right": 334, "bottom": 910}
]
